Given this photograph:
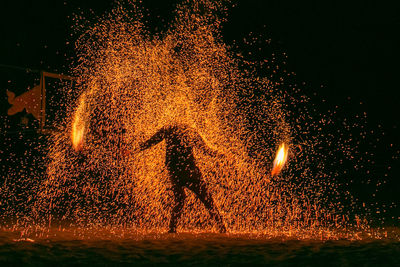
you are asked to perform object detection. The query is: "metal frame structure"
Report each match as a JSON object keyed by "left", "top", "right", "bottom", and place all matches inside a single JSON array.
[
  {"left": 39, "top": 71, "right": 74, "bottom": 133},
  {"left": 1, "top": 64, "right": 74, "bottom": 133}
]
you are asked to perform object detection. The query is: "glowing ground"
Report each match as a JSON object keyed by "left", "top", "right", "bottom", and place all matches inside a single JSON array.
[{"left": 1, "top": 229, "right": 399, "bottom": 266}]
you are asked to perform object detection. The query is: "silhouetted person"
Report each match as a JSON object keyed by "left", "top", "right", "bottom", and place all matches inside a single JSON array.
[{"left": 136, "top": 124, "right": 226, "bottom": 233}]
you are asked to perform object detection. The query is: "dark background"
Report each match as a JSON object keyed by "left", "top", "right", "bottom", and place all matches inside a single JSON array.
[{"left": 0, "top": 0, "right": 399, "bottom": 224}]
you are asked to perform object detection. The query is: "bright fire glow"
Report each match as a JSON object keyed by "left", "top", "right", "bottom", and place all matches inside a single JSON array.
[
  {"left": 71, "top": 93, "right": 87, "bottom": 151},
  {"left": 271, "top": 143, "right": 289, "bottom": 176}
]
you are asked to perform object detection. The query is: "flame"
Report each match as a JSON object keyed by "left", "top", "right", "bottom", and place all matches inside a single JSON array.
[
  {"left": 271, "top": 143, "right": 289, "bottom": 176},
  {"left": 71, "top": 93, "right": 88, "bottom": 151}
]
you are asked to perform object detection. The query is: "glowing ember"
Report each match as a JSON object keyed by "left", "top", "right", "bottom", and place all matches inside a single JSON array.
[{"left": 271, "top": 143, "right": 289, "bottom": 176}]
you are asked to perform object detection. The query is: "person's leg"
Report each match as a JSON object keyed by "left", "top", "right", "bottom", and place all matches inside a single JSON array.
[
  {"left": 187, "top": 175, "right": 227, "bottom": 233},
  {"left": 169, "top": 182, "right": 185, "bottom": 233}
]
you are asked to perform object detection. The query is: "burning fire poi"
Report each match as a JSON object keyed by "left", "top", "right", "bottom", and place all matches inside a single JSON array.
[
  {"left": 71, "top": 93, "right": 88, "bottom": 151},
  {"left": 271, "top": 143, "right": 289, "bottom": 176}
]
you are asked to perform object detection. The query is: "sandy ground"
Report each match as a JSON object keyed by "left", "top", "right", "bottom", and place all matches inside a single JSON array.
[{"left": 0, "top": 228, "right": 399, "bottom": 266}]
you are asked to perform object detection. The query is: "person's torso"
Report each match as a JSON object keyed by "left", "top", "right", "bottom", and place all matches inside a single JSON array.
[{"left": 164, "top": 129, "right": 197, "bottom": 173}]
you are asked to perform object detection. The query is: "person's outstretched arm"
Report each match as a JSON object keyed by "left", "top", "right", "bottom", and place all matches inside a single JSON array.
[{"left": 137, "top": 127, "right": 166, "bottom": 151}]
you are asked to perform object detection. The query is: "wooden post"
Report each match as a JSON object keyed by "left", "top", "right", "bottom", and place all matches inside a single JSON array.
[
  {"left": 39, "top": 71, "right": 46, "bottom": 132},
  {"left": 38, "top": 71, "right": 75, "bottom": 133}
]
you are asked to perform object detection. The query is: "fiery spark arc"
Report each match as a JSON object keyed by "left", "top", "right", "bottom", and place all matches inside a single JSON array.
[
  {"left": 71, "top": 93, "right": 88, "bottom": 151},
  {"left": 271, "top": 143, "right": 289, "bottom": 176}
]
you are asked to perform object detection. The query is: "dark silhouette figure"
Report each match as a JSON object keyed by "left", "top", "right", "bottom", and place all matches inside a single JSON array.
[{"left": 137, "top": 124, "right": 226, "bottom": 233}]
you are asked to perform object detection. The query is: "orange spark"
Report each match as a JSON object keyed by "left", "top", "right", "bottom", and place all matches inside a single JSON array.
[{"left": 271, "top": 143, "right": 289, "bottom": 176}]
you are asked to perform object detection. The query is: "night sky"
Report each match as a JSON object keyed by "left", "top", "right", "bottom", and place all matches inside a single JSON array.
[{"left": 1, "top": 0, "right": 399, "bottom": 222}]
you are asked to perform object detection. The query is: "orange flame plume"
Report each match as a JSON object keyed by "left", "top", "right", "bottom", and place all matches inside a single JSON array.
[
  {"left": 71, "top": 93, "right": 88, "bottom": 151},
  {"left": 271, "top": 143, "right": 289, "bottom": 176}
]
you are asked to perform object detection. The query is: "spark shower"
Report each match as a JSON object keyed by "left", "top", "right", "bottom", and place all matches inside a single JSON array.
[{"left": 3, "top": 0, "right": 385, "bottom": 240}]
